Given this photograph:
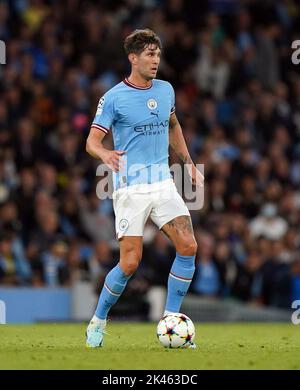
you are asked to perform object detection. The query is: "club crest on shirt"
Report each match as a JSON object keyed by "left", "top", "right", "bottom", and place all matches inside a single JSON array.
[
  {"left": 147, "top": 98, "right": 157, "bottom": 110},
  {"left": 96, "top": 96, "right": 105, "bottom": 115},
  {"left": 119, "top": 219, "right": 129, "bottom": 231}
]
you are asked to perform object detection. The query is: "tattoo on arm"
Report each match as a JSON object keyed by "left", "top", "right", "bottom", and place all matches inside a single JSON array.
[{"left": 169, "top": 114, "right": 193, "bottom": 164}]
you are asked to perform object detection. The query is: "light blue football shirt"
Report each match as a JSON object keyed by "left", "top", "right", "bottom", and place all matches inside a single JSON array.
[{"left": 92, "top": 78, "right": 175, "bottom": 190}]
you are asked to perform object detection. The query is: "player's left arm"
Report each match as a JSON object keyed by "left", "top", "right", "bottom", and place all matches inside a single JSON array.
[{"left": 169, "top": 113, "right": 204, "bottom": 187}]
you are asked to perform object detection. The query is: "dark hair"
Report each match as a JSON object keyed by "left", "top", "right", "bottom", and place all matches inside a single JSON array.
[{"left": 123, "top": 28, "right": 162, "bottom": 55}]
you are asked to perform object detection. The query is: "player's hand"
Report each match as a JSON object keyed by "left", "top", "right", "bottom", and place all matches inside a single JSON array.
[
  {"left": 187, "top": 164, "right": 204, "bottom": 187},
  {"left": 101, "top": 149, "right": 126, "bottom": 172}
]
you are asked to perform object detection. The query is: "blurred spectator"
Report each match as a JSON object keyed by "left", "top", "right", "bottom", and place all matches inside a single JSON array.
[
  {"left": 214, "top": 240, "right": 236, "bottom": 297},
  {"left": 13, "top": 167, "right": 36, "bottom": 242},
  {"left": 31, "top": 209, "right": 62, "bottom": 252},
  {"left": 88, "top": 240, "right": 114, "bottom": 287},
  {"left": 59, "top": 194, "right": 82, "bottom": 239},
  {"left": 255, "top": 23, "right": 280, "bottom": 90},
  {"left": 14, "top": 118, "right": 39, "bottom": 169},
  {"left": 260, "top": 240, "right": 292, "bottom": 308},
  {"left": 249, "top": 203, "right": 288, "bottom": 240},
  {"left": 41, "top": 239, "right": 69, "bottom": 287},
  {"left": 79, "top": 191, "right": 115, "bottom": 242},
  {"left": 0, "top": 232, "right": 31, "bottom": 285},
  {"left": 231, "top": 249, "right": 263, "bottom": 302},
  {"left": 191, "top": 232, "right": 220, "bottom": 297}
]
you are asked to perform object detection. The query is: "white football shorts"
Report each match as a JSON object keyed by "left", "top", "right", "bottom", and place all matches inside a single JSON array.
[{"left": 112, "top": 179, "right": 190, "bottom": 239}]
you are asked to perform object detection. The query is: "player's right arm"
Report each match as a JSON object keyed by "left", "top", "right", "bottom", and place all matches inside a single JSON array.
[
  {"left": 86, "top": 128, "right": 125, "bottom": 172},
  {"left": 86, "top": 92, "right": 125, "bottom": 172}
]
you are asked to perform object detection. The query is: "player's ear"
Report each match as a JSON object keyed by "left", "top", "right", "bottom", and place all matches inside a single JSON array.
[{"left": 128, "top": 53, "right": 137, "bottom": 65}]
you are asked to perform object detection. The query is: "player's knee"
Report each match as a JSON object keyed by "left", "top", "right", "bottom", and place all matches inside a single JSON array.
[
  {"left": 120, "top": 241, "right": 142, "bottom": 275},
  {"left": 120, "top": 250, "right": 141, "bottom": 275},
  {"left": 177, "top": 238, "right": 197, "bottom": 257},
  {"left": 121, "top": 258, "right": 140, "bottom": 276}
]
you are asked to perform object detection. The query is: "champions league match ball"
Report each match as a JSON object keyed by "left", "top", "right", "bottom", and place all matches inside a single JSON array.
[{"left": 156, "top": 313, "right": 195, "bottom": 348}]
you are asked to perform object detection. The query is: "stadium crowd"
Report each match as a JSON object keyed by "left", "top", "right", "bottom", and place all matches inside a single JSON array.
[{"left": 0, "top": 0, "right": 300, "bottom": 310}]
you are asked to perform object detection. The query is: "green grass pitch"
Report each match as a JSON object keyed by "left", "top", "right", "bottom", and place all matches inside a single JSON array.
[{"left": 0, "top": 323, "right": 299, "bottom": 369}]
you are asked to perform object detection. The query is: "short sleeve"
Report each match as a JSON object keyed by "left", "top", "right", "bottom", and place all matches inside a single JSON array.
[
  {"left": 170, "top": 84, "right": 176, "bottom": 115},
  {"left": 91, "top": 93, "right": 115, "bottom": 134}
]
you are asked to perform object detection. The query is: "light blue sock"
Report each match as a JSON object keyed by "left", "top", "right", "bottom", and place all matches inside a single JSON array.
[
  {"left": 165, "top": 253, "right": 195, "bottom": 313},
  {"left": 95, "top": 263, "right": 131, "bottom": 320}
]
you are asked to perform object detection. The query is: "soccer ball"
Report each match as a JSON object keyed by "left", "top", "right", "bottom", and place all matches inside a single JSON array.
[{"left": 156, "top": 313, "right": 195, "bottom": 348}]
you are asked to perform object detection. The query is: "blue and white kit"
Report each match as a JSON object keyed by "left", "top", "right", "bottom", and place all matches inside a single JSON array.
[{"left": 92, "top": 78, "right": 190, "bottom": 238}]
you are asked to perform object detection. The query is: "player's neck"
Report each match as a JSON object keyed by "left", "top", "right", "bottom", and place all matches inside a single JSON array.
[{"left": 127, "top": 73, "right": 152, "bottom": 88}]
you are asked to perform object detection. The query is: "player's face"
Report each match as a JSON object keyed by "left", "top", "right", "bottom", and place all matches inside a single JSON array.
[{"left": 136, "top": 44, "right": 161, "bottom": 80}]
